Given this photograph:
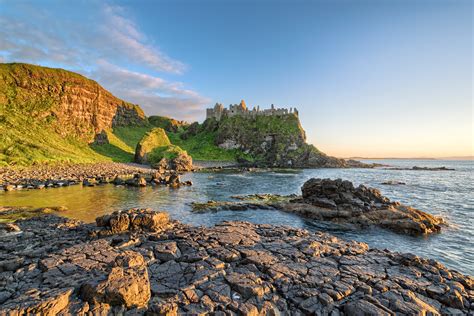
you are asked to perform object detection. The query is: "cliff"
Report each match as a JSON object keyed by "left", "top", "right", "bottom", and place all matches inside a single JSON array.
[
  {"left": 0, "top": 63, "right": 147, "bottom": 165},
  {"left": 0, "top": 63, "right": 146, "bottom": 141},
  {"left": 181, "top": 113, "right": 349, "bottom": 168}
]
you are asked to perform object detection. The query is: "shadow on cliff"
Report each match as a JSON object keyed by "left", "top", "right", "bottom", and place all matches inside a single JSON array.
[{"left": 89, "top": 143, "right": 134, "bottom": 162}]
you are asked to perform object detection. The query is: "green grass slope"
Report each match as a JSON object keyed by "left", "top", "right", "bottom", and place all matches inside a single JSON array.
[
  {"left": 167, "top": 131, "right": 245, "bottom": 161},
  {"left": 0, "top": 112, "right": 106, "bottom": 166},
  {"left": 134, "top": 127, "right": 189, "bottom": 164},
  {"left": 90, "top": 126, "right": 154, "bottom": 162},
  {"left": 0, "top": 63, "right": 150, "bottom": 166}
]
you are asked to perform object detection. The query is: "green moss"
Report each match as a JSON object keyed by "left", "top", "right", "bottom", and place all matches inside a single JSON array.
[
  {"left": 0, "top": 206, "right": 68, "bottom": 223},
  {"left": 147, "top": 144, "right": 186, "bottom": 164},
  {"left": 218, "top": 114, "right": 304, "bottom": 138},
  {"left": 133, "top": 127, "right": 189, "bottom": 165},
  {"left": 231, "top": 194, "right": 296, "bottom": 203},
  {"left": 137, "top": 128, "right": 171, "bottom": 151}
]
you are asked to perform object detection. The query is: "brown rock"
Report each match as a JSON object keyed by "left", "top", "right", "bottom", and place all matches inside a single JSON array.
[
  {"left": 81, "top": 251, "right": 151, "bottom": 308},
  {"left": 225, "top": 272, "right": 267, "bottom": 299},
  {"left": 154, "top": 241, "right": 182, "bottom": 262},
  {"left": 344, "top": 299, "right": 390, "bottom": 316}
]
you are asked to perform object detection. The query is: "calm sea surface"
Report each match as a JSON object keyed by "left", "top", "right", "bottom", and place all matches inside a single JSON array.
[{"left": 1, "top": 159, "right": 473, "bottom": 275}]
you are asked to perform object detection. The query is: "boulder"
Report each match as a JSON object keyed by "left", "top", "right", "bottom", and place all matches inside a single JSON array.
[
  {"left": 169, "top": 152, "right": 193, "bottom": 172},
  {"left": 192, "top": 179, "right": 445, "bottom": 235},
  {"left": 96, "top": 209, "right": 169, "bottom": 234},
  {"left": 93, "top": 130, "right": 109, "bottom": 145},
  {"left": 134, "top": 128, "right": 171, "bottom": 164},
  {"left": 153, "top": 152, "right": 193, "bottom": 172},
  {"left": 154, "top": 241, "right": 181, "bottom": 261},
  {"left": 298, "top": 178, "right": 444, "bottom": 235},
  {"left": 80, "top": 251, "right": 151, "bottom": 308}
]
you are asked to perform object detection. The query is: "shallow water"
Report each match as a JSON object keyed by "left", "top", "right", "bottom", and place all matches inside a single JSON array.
[{"left": 1, "top": 159, "right": 473, "bottom": 275}]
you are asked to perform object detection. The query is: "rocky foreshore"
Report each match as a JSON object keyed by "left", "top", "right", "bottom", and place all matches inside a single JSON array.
[
  {"left": 192, "top": 178, "right": 445, "bottom": 235},
  {"left": 0, "top": 209, "right": 472, "bottom": 315},
  {"left": 0, "top": 162, "right": 192, "bottom": 191}
]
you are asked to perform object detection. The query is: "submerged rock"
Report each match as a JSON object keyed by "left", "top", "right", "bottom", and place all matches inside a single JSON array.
[
  {"left": 0, "top": 209, "right": 471, "bottom": 315},
  {"left": 381, "top": 180, "right": 406, "bottom": 185}
]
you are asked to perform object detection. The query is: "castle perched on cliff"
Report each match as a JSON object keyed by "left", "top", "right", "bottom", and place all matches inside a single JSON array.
[{"left": 206, "top": 100, "right": 298, "bottom": 122}]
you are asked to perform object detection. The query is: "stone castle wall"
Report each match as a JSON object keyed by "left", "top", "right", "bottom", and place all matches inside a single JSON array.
[{"left": 206, "top": 100, "right": 298, "bottom": 121}]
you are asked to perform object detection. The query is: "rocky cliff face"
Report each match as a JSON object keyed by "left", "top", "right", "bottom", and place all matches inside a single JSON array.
[
  {"left": 0, "top": 63, "right": 146, "bottom": 142},
  {"left": 204, "top": 114, "right": 349, "bottom": 168}
]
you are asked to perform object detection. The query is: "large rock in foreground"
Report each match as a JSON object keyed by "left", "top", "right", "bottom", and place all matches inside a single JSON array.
[
  {"left": 296, "top": 178, "right": 444, "bottom": 235},
  {"left": 0, "top": 209, "right": 471, "bottom": 315},
  {"left": 192, "top": 178, "right": 445, "bottom": 235}
]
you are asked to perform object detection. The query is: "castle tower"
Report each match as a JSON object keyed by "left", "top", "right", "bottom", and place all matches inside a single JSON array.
[
  {"left": 239, "top": 99, "right": 247, "bottom": 111},
  {"left": 214, "top": 103, "right": 224, "bottom": 121}
]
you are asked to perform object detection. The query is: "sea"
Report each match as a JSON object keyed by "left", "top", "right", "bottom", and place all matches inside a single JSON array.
[{"left": 1, "top": 159, "right": 473, "bottom": 275}]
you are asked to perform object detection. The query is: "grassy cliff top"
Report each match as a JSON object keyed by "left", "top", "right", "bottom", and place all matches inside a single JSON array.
[
  {"left": 137, "top": 128, "right": 171, "bottom": 151},
  {"left": 0, "top": 63, "right": 148, "bottom": 166},
  {"left": 0, "top": 63, "right": 95, "bottom": 107},
  {"left": 0, "top": 63, "right": 144, "bottom": 116},
  {"left": 217, "top": 113, "right": 306, "bottom": 138},
  {"left": 148, "top": 115, "right": 188, "bottom": 132}
]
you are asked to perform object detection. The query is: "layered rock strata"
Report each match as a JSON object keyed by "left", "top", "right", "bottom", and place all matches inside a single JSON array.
[
  {"left": 0, "top": 209, "right": 471, "bottom": 315},
  {"left": 0, "top": 63, "right": 146, "bottom": 142}
]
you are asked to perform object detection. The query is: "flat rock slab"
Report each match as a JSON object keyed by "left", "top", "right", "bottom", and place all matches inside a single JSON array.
[{"left": 0, "top": 210, "right": 472, "bottom": 315}]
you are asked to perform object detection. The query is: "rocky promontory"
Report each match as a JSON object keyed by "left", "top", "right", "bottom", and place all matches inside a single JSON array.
[
  {"left": 192, "top": 178, "right": 445, "bottom": 235},
  {"left": 0, "top": 209, "right": 471, "bottom": 315}
]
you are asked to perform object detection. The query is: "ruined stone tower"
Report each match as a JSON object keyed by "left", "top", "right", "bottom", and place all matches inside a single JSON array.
[{"left": 206, "top": 100, "right": 298, "bottom": 121}]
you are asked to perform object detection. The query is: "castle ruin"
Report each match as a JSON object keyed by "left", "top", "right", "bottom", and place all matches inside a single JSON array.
[{"left": 206, "top": 100, "right": 298, "bottom": 121}]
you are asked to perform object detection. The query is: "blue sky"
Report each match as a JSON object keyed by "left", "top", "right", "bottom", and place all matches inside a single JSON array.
[{"left": 0, "top": 0, "right": 472, "bottom": 157}]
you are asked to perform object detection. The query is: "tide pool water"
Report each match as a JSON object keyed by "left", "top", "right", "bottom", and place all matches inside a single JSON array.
[{"left": 1, "top": 159, "right": 472, "bottom": 275}]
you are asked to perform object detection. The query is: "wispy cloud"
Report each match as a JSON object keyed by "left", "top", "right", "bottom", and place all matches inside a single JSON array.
[
  {"left": 92, "top": 60, "right": 209, "bottom": 120},
  {"left": 0, "top": 2, "right": 207, "bottom": 120},
  {"left": 100, "top": 5, "right": 186, "bottom": 74}
]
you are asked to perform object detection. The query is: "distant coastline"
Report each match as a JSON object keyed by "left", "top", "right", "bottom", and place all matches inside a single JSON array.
[{"left": 346, "top": 156, "right": 473, "bottom": 161}]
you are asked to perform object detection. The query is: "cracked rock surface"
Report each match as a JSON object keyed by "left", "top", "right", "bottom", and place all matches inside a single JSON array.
[{"left": 0, "top": 209, "right": 472, "bottom": 315}]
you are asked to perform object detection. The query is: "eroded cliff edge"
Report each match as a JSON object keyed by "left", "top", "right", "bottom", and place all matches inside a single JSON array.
[
  {"left": 0, "top": 63, "right": 148, "bottom": 165},
  {"left": 0, "top": 63, "right": 146, "bottom": 141}
]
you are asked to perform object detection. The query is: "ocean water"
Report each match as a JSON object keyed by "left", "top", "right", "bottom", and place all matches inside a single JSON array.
[{"left": 1, "top": 159, "right": 473, "bottom": 275}]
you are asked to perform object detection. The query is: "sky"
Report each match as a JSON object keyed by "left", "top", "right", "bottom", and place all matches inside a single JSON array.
[{"left": 0, "top": 0, "right": 472, "bottom": 158}]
